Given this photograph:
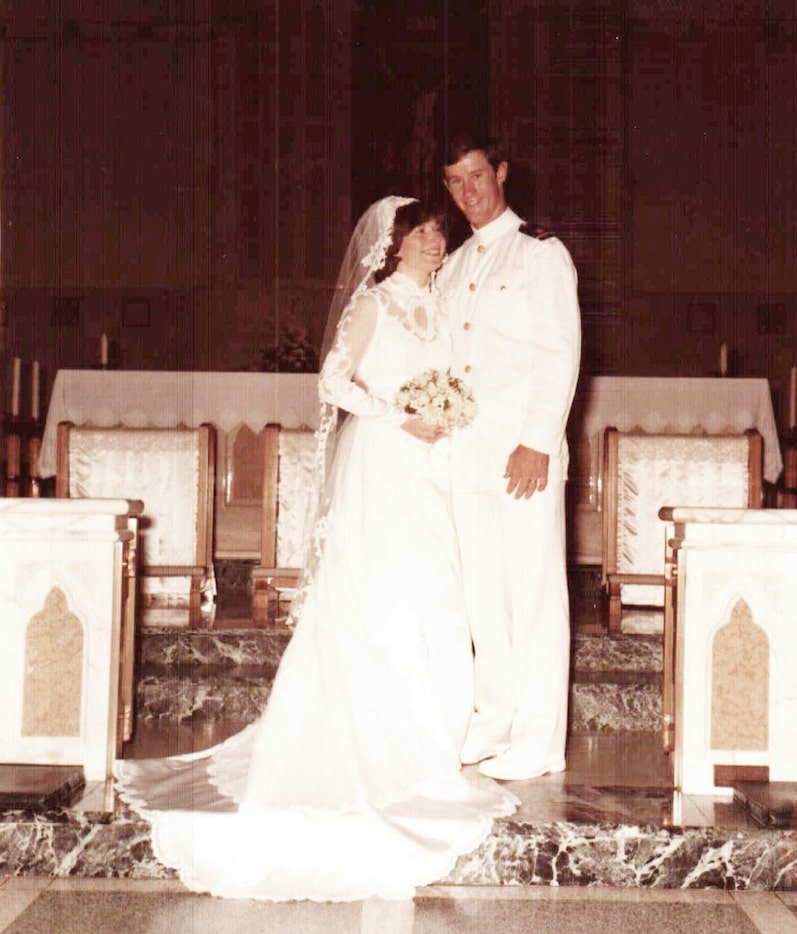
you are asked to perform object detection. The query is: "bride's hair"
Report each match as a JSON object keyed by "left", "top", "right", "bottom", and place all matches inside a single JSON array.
[{"left": 375, "top": 200, "right": 446, "bottom": 282}]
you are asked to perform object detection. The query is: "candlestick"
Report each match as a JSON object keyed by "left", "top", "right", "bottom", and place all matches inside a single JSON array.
[
  {"left": 6, "top": 433, "right": 20, "bottom": 495},
  {"left": 101, "top": 333, "right": 109, "bottom": 368},
  {"left": 789, "top": 366, "right": 797, "bottom": 431},
  {"left": 29, "top": 438, "right": 41, "bottom": 497},
  {"left": 10, "top": 356, "right": 20, "bottom": 416},
  {"left": 31, "top": 360, "right": 40, "bottom": 421},
  {"left": 719, "top": 343, "right": 728, "bottom": 377}
]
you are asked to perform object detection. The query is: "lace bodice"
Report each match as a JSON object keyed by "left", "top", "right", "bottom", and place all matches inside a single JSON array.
[{"left": 318, "top": 271, "right": 449, "bottom": 423}]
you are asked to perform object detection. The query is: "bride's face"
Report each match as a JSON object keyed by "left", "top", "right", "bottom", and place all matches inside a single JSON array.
[{"left": 396, "top": 221, "right": 446, "bottom": 280}]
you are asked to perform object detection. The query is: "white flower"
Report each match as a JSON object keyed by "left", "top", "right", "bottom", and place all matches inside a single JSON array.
[{"left": 395, "top": 368, "right": 477, "bottom": 432}]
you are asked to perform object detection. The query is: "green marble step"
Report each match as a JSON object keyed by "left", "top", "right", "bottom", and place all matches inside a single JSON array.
[
  {"left": 2, "top": 810, "right": 792, "bottom": 889},
  {"left": 135, "top": 629, "right": 663, "bottom": 732}
]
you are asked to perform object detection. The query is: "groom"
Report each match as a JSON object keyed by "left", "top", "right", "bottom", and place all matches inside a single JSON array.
[{"left": 437, "top": 131, "right": 581, "bottom": 781}]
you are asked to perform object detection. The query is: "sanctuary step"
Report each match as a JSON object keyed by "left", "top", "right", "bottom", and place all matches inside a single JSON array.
[
  {"left": 2, "top": 730, "right": 795, "bottom": 890},
  {"left": 137, "top": 559, "right": 662, "bottom": 731},
  {"left": 11, "top": 563, "right": 794, "bottom": 891},
  {"left": 135, "top": 627, "right": 662, "bottom": 733}
]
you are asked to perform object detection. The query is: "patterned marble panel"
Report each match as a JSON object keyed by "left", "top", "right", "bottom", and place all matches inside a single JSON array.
[
  {"left": 136, "top": 629, "right": 665, "bottom": 730},
  {"left": 136, "top": 670, "right": 662, "bottom": 730},
  {"left": 142, "top": 631, "right": 663, "bottom": 678},
  {"left": 445, "top": 822, "right": 797, "bottom": 890},
  {"left": 1, "top": 805, "right": 795, "bottom": 890},
  {"left": 139, "top": 628, "right": 293, "bottom": 677},
  {"left": 136, "top": 677, "right": 270, "bottom": 724},
  {"left": 141, "top": 631, "right": 663, "bottom": 677},
  {"left": 0, "top": 809, "right": 174, "bottom": 879},
  {"left": 570, "top": 683, "right": 662, "bottom": 733},
  {"left": 22, "top": 589, "right": 83, "bottom": 737},
  {"left": 573, "top": 634, "right": 662, "bottom": 673},
  {"left": 711, "top": 600, "right": 768, "bottom": 751}
]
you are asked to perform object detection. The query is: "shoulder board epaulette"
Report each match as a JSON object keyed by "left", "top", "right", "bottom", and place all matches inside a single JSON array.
[{"left": 519, "top": 222, "right": 553, "bottom": 240}]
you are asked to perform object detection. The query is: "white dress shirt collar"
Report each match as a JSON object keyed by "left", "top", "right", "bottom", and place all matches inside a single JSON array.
[{"left": 472, "top": 207, "right": 523, "bottom": 248}]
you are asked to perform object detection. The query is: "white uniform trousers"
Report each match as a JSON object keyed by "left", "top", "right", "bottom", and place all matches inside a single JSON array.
[{"left": 452, "top": 479, "right": 570, "bottom": 770}]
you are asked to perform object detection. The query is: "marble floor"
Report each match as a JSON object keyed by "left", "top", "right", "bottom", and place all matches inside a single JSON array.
[
  {"left": 60, "top": 565, "right": 794, "bottom": 834},
  {"left": 1, "top": 878, "right": 796, "bottom": 933},
  {"left": 3, "top": 568, "right": 796, "bottom": 904},
  {"left": 116, "top": 724, "right": 771, "bottom": 833},
  {"left": 115, "top": 567, "right": 770, "bottom": 835}
]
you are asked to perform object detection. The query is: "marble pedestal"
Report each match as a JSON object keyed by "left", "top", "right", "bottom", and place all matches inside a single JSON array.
[
  {"left": 0, "top": 498, "right": 139, "bottom": 783},
  {"left": 663, "top": 507, "right": 797, "bottom": 795}
]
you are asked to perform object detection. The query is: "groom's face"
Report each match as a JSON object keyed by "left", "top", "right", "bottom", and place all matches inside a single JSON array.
[{"left": 443, "top": 149, "right": 508, "bottom": 230}]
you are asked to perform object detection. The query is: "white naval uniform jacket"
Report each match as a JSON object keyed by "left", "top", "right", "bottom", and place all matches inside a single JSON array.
[{"left": 437, "top": 208, "right": 581, "bottom": 493}]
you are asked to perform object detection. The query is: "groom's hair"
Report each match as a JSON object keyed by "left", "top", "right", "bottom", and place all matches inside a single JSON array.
[
  {"left": 375, "top": 201, "right": 447, "bottom": 282},
  {"left": 443, "top": 131, "right": 507, "bottom": 171}
]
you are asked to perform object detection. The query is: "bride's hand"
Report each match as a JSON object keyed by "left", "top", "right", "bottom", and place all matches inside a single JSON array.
[{"left": 401, "top": 418, "right": 447, "bottom": 444}]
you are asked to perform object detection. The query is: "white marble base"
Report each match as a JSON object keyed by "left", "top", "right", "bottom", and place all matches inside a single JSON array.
[
  {"left": 0, "top": 498, "right": 136, "bottom": 782},
  {"left": 667, "top": 508, "right": 797, "bottom": 794}
]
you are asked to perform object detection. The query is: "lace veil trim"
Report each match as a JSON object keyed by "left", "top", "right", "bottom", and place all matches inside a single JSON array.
[{"left": 288, "top": 196, "right": 417, "bottom": 624}]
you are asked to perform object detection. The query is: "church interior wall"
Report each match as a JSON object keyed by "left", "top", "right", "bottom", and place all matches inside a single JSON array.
[{"left": 1, "top": 0, "right": 795, "bottom": 429}]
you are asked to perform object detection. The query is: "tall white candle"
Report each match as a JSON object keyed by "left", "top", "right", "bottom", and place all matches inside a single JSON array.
[
  {"left": 789, "top": 366, "right": 797, "bottom": 430},
  {"left": 10, "top": 356, "right": 21, "bottom": 416},
  {"left": 101, "top": 332, "right": 109, "bottom": 367},
  {"left": 31, "top": 360, "right": 40, "bottom": 420},
  {"left": 719, "top": 343, "right": 728, "bottom": 377}
]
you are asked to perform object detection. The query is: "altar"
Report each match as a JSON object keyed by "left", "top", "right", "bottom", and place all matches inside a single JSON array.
[
  {"left": 38, "top": 370, "right": 321, "bottom": 561},
  {"left": 38, "top": 370, "right": 320, "bottom": 475},
  {"left": 38, "top": 371, "right": 783, "bottom": 567},
  {"left": 567, "top": 376, "right": 782, "bottom": 563}
]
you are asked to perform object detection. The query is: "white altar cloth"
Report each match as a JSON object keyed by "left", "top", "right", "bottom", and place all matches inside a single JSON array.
[
  {"left": 38, "top": 370, "right": 321, "bottom": 478},
  {"left": 568, "top": 376, "right": 782, "bottom": 563},
  {"left": 39, "top": 373, "right": 783, "bottom": 566},
  {"left": 41, "top": 373, "right": 782, "bottom": 484},
  {"left": 575, "top": 376, "right": 782, "bottom": 485}
]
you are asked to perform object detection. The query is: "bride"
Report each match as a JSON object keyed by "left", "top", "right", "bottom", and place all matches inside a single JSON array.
[{"left": 114, "top": 196, "right": 518, "bottom": 902}]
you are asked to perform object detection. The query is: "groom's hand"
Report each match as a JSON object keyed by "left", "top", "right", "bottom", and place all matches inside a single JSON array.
[{"left": 504, "top": 445, "right": 549, "bottom": 499}]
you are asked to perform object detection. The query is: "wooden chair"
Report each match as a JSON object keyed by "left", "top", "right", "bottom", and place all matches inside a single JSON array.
[
  {"left": 251, "top": 423, "right": 316, "bottom": 626},
  {"left": 601, "top": 428, "right": 763, "bottom": 634},
  {"left": 55, "top": 422, "right": 216, "bottom": 628}
]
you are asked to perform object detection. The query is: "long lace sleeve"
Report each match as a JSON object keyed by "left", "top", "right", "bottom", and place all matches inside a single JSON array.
[{"left": 318, "top": 293, "right": 404, "bottom": 423}]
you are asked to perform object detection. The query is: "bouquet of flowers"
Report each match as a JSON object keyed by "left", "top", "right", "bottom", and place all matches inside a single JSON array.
[{"left": 395, "top": 368, "right": 477, "bottom": 432}]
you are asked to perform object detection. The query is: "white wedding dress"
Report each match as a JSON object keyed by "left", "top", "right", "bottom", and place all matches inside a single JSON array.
[{"left": 114, "top": 271, "right": 518, "bottom": 902}]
